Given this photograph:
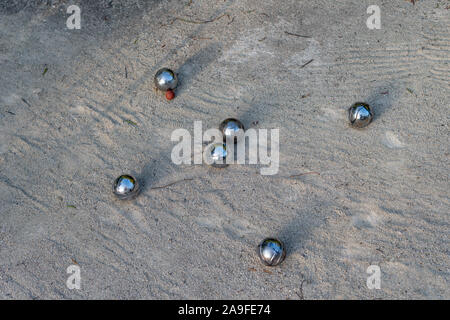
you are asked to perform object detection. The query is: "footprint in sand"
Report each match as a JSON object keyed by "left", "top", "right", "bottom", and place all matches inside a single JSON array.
[{"left": 382, "top": 131, "right": 405, "bottom": 149}]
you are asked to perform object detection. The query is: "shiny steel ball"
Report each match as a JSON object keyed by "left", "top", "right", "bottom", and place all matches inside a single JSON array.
[
  {"left": 207, "top": 143, "right": 228, "bottom": 168},
  {"left": 348, "top": 102, "right": 373, "bottom": 128},
  {"left": 113, "top": 175, "right": 140, "bottom": 200},
  {"left": 258, "top": 238, "right": 286, "bottom": 266},
  {"left": 219, "top": 118, "right": 245, "bottom": 143},
  {"left": 154, "top": 68, "right": 178, "bottom": 91}
]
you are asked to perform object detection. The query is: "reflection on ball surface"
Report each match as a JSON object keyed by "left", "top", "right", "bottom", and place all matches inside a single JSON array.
[
  {"left": 154, "top": 68, "right": 178, "bottom": 91},
  {"left": 113, "top": 175, "right": 140, "bottom": 200},
  {"left": 258, "top": 238, "right": 286, "bottom": 266},
  {"left": 348, "top": 102, "right": 373, "bottom": 128},
  {"left": 208, "top": 143, "right": 228, "bottom": 168},
  {"left": 219, "top": 118, "right": 245, "bottom": 143}
]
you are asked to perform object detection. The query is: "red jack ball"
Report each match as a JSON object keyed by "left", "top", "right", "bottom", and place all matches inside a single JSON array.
[{"left": 165, "top": 89, "right": 175, "bottom": 100}]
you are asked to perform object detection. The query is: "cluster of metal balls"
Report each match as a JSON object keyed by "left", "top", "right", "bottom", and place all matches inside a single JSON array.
[
  {"left": 205, "top": 118, "right": 246, "bottom": 168},
  {"left": 112, "top": 68, "right": 375, "bottom": 267}
]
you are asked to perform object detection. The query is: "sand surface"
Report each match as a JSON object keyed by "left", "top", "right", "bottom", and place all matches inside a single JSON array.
[{"left": 0, "top": 0, "right": 449, "bottom": 299}]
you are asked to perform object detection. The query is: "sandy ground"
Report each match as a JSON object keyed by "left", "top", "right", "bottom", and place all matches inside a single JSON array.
[{"left": 0, "top": 0, "right": 449, "bottom": 299}]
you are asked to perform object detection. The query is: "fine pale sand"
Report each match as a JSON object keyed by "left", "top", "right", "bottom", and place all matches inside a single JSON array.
[{"left": 0, "top": 0, "right": 448, "bottom": 299}]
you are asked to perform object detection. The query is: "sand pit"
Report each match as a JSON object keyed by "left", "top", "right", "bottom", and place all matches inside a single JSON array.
[{"left": 0, "top": 0, "right": 448, "bottom": 299}]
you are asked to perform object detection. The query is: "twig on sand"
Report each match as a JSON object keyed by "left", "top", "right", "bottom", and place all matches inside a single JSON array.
[
  {"left": 289, "top": 172, "right": 320, "bottom": 178},
  {"left": 263, "top": 172, "right": 320, "bottom": 181},
  {"left": 125, "top": 66, "right": 128, "bottom": 79},
  {"left": 300, "top": 59, "right": 314, "bottom": 68},
  {"left": 406, "top": 88, "right": 416, "bottom": 96},
  {"left": 191, "top": 36, "right": 213, "bottom": 40},
  {"left": 174, "top": 13, "right": 231, "bottom": 25},
  {"left": 285, "top": 31, "right": 311, "bottom": 38},
  {"left": 21, "top": 98, "right": 31, "bottom": 107},
  {"left": 124, "top": 119, "right": 137, "bottom": 126},
  {"left": 151, "top": 178, "right": 194, "bottom": 190},
  {"left": 296, "top": 280, "right": 306, "bottom": 300}
]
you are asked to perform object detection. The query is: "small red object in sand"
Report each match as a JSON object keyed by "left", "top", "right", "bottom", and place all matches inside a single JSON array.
[{"left": 166, "top": 89, "right": 175, "bottom": 100}]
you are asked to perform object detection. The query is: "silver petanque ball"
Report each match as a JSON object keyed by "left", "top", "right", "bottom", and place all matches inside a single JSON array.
[
  {"left": 113, "top": 175, "right": 140, "bottom": 200},
  {"left": 219, "top": 118, "right": 245, "bottom": 143},
  {"left": 348, "top": 102, "right": 373, "bottom": 128},
  {"left": 258, "top": 238, "right": 286, "bottom": 266},
  {"left": 154, "top": 68, "right": 178, "bottom": 91},
  {"left": 207, "top": 143, "right": 228, "bottom": 168}
]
